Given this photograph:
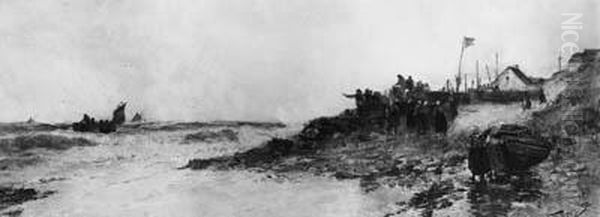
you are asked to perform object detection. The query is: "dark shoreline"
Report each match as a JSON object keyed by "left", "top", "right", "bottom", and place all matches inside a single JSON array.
[{"left": 0, "top": 120, "right": 287, "bottom": 135}]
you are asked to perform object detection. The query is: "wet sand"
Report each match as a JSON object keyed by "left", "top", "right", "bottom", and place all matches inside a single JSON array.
[{"left": 1, "top": 102, "right": 599, "bottom": 216}]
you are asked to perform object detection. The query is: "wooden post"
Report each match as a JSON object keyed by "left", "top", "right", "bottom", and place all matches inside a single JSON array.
[{"left": 558, "top": 54, "right": 563, "bottom": 72}]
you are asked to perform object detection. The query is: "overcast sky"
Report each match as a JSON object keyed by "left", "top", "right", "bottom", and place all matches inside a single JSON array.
[{"left": 0, "top": 0, "right": 598, "bottom": 123}]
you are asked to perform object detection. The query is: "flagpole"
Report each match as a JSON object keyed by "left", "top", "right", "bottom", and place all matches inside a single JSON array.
[
  {"left": 464, "top": 73, "right": 468, "bottom": 92},
  {"left": 457, "top": 40, "right": 465, "bottom": 92}
]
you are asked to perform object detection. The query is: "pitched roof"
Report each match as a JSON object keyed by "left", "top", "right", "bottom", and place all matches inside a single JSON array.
[
  {"left": 510, "top": 67, "right": 533, "bottom": 84},
  {"left": 491, "top": 66, "right": 545, "bottom": 86},
  {"left": 493, "top": 66, "right": 534, "bottom": 85}
]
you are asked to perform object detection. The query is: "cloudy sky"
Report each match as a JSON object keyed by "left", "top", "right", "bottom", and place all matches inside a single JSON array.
[{"left": 0, "top": 0, "right": 598, "bottom": 123}]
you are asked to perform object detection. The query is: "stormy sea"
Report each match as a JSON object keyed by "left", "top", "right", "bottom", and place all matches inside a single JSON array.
[
  {"left": 0, "top": 121, "right": 313, "bottom": 217},
  {"left": 2, "top": 100, "right": 599, "bottom": 217}
]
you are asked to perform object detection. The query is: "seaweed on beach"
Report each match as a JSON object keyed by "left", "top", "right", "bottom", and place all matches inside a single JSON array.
[
  {"left": 298, "top": 110, "right": 362, "bottom": 143},
  {"left": 182, "top": 129, "right": 239, "bottom": 143},
  {"left": 184, "top": 138, "right": 298, "bottom": 170},
  {"left": 0, "top": 187, "right": 55, "bottom": 211},
  {"left": 389, "top": 180, "right": 459, "bottom": 217}
]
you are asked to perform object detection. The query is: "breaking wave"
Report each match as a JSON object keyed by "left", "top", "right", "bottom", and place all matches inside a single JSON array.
[
  {"left": 0, "top": 134, "right": 96, "bottom": 153},
  {"left": 0, "top": 121, "right": 381, "bottom": 217}
]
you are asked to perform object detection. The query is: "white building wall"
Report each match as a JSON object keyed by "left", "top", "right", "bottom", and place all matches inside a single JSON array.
[{"left": 493, "top": 70, "right": 539, "bottom": 91}]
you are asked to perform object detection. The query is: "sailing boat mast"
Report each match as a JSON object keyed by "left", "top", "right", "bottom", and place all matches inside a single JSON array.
[
  {"left": 495, "top": 52, "right": 499, "bottom": 78},
  {"left": 476, "top": 60, "right": 480, "bottom": 89},
  {"left": 485, "top": 64, "right": 491, "bottom": 83},
  {"left": 464, "top": 73, "right": 468, "bottom": 92}
]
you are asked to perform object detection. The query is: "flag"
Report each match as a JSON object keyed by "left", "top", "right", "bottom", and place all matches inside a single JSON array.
[{"left": 463, "top": 36, "right": 475, "bottom": 48}]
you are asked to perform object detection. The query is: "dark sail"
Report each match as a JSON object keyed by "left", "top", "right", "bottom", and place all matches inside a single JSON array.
[
  {"left": 111, "top": 102, "right": 127, "bottom": 126},
  {"left": 131, "top": 112, "right": 143, "bottom": 122}
]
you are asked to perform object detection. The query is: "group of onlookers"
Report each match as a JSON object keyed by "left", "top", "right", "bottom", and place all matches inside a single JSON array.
[{"left": 344, "top": 74, "right": 459, "bottom": 135}]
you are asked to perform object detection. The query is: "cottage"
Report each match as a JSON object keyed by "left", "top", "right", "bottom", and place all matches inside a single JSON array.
[{"left": 490, "top": 65, "right": 542, "bottom": 92}]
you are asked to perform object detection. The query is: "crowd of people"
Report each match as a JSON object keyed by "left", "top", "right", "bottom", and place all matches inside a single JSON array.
[{"left": 344, "top": 74, "right": 459, "bottom": 135}]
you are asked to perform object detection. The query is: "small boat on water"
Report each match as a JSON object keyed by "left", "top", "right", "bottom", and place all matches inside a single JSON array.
[{"left": 72, "top": 102, "right": 127, "bottom": 134}]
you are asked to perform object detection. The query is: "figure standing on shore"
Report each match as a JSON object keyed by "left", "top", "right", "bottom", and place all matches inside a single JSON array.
[
  {"left": 522, "top": 96, "right": 532, "bottom": 110},
  {"left": 434, "top": 101, "right": 448, "bottom": 133},
  {"left": 415, "top": 101, "right": 430, "bottom": 134},
  {"left": 413, "top": 101, "right": 421, "bottom": 133},
  {"left": 343, "top": 89, "right": 365, "bottom": 109},
  {"left": 406, "top": 76, "right": 414, "bottom": 92},
  {"left": 428, "top": 100, "right": 437, "bottom": 131},
  {"left": 468, "top": 129, "right": 490, "bottom": 182},
  {"left": 539, "top": 91, "right": 547, "bottom": 104},
  {"left": 406, "top": 99, "right": 416, "bottom": 131},
  {"left": 395, "top": 74, "right": 406, "bottom": 88}
]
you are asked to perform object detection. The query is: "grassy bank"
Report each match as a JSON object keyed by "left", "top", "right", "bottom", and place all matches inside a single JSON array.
[{"left": 519, "top": 57, "right": 600, "bottom": 216}]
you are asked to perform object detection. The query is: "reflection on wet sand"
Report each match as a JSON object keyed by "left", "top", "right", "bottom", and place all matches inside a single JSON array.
[{"left": 467, "top": 172, "right": 543, "bottom": 217}]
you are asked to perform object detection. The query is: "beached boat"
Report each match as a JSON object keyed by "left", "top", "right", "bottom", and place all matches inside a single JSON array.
[{"left": 469, "top": 124, "right": 552, "bottom": 175}]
